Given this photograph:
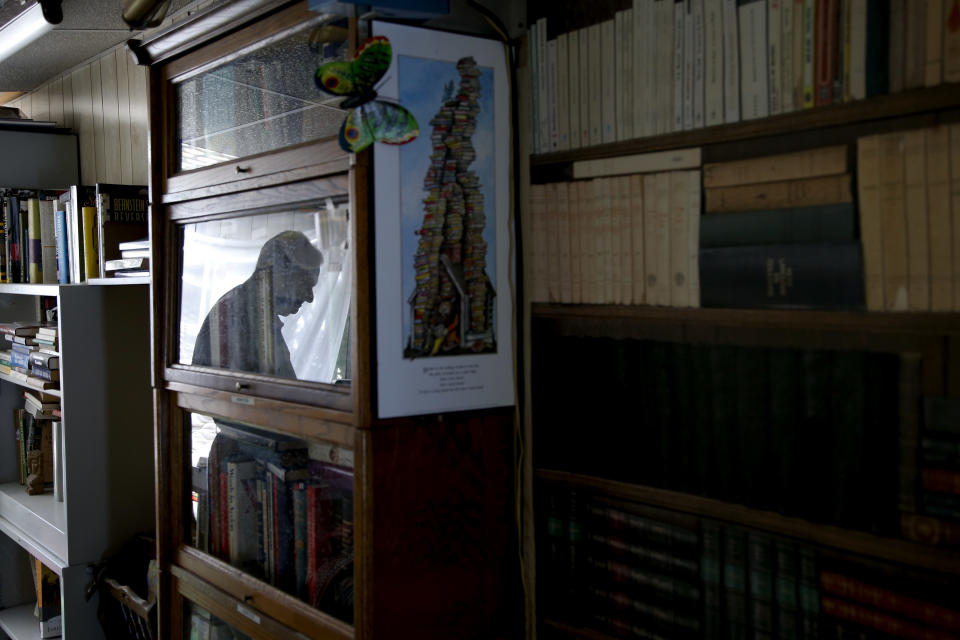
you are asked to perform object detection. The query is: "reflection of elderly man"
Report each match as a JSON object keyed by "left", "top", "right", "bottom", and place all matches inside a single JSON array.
[{"left": 192, "top": 230, "right": 322, "bottom": 378}]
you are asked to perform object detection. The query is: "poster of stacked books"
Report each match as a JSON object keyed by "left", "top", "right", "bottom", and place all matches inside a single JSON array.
[
  {"left": 527, "top": 0, "right": 960, "bottom": 155},
  {"left": 373, "top": 22, "right": 514, "bottom": 418}
]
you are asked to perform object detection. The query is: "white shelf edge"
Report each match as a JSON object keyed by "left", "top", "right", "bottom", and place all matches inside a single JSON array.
[
  {"left": 0, "top": 603, "right": 41, "bottom": 640},
  {"left": 0, "top": 284, "right": 58, "bottom": 296},
  {"left": 0, "top": 483, "right": 67, "bottom": 569},
  {"left": 85, "top": 277, "right": 150, "bottom": 286},
  {"left": 0, "top": 371, "right": 61, "bottom": 398}
]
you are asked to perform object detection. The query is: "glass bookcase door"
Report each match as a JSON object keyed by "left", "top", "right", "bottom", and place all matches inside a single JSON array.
[
  {"left": 174, "top": 14, "right": 348, "bottom": 172},
  {"left": 177, "top": 203, "right": 351, "bottom": 387},
  {"left": 184, "top": 599, "right": 255, "bottom": 640},
  {"left": 186, "top": 410, "right": 355, "bottom": 624}
]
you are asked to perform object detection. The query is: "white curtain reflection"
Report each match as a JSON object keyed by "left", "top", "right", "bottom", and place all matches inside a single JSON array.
[{"left": 179, "top": 202, "right": 351, "bottom": 384}]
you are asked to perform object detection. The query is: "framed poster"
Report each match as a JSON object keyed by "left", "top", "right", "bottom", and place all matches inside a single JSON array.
[{"left": 373, "top": 21, "right": 515, "bottom": 418}]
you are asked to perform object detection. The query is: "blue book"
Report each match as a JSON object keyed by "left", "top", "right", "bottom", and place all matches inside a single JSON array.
[{"left": 54, "top": 208, "right": 69, "bottom": 284}]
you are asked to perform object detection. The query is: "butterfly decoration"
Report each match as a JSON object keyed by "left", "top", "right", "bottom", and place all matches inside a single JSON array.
[{"left": 315, "top": 35, "right": 420, "bottom": 153}]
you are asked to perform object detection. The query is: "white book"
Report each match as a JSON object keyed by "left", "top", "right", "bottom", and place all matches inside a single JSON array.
[
  {"left": 768, "top": 0, "right": 781, "bottom": 115},
  {"left": 656, "top": 0, "right": 675, "bottom": 134},
  {"left": 687, "top": 170, "right": 702, "bottom": 307},
  {"left": 848, "top": 0, "right": 867, "bottom": 99},
  {"left": 557, "top": 33, "right": 570, "bottom": 151},
  {"left": 629, "top": 174, "right": 646, "bottom": 304},
  {"left": 528, "top": 24, "right": 540, "bottom": 154},
  {"left": 547, "top": 38, "right": 559, "bottom": 152},
  {"left": 722, "top": 0, "right": 740, "bottom": 122},
  {"left": 780, "top": 0, "right": 795, "bottom": 111},
  {"left": 669, "top": 170, "right": 690, "bottom": 306},
  {"left": 739, "top": 0, "right": 769, "bottom": 120},
  {"left": 579, "top": 28, "right": 591, "bottom": 148},
  {"left": 537, "top": 18, "right": 549, "bottom": 152},
  {"left": 589, "top": 23, "right": 603, "bottom": 146},
  {"left": 792, "top": 0, "right": 805, "bottom": 108},
  {"left": 615, "top": 12, "right": 625, "bottom": 142},
  {"left": 802, "top": 0, "right": 815, "bottom": 107},
  {"left": 568, "top": 30, "right": 582, "bottom": 150},
  {"left": 704, "top": 0, "right": 724, "bottom": 125},
  {"left": 556, "top": 182, "right": 571, "bottom": 302},
  {"left": 647, "top": 172, "right": 672, "bottom": 305},
  {"left": 618, "top": 176, "right": 633, "bottom": 304},
  {"left": 572, "top": 146, "right": 703, "bottom": 179},
  {"left": 674, "top": 0, "right": 687, "bottom": 132},
  {"left": 621, "top": 8, "right": 635, "bottom": 141},
  {"left": 693, "top": 0, "right": 705, "bottom": 128},
  {"left": 634, "top": 0, "right": 652, "bottom": 137},
  {"left": 683, "top": 0, "right": 695, "bottom": 130},
  {"left": 601, "top": 19, "right": 617, "bottom": 143}
]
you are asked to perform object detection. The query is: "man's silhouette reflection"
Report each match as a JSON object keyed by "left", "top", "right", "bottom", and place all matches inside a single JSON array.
[{"left": 192, "top": 230, "right": 323, "bottom": 378}]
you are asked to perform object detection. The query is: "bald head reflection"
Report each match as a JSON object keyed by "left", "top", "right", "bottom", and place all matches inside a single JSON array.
[{"left": 256, "top": 231, "right": 324, "bottom": 316}]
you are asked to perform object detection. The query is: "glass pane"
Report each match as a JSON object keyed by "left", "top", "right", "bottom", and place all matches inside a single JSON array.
[
  {"left": 179, "top": 204, "right": 351, "bottom": 385},
  {"left": 188, "top": 411, "right": 355, "bottom": 624},
  {"left": 176, "top": 18, "right": 348, "bottom": 170},
  {"left": 183, "top": 599, "right": 254, "bottom": 639}
]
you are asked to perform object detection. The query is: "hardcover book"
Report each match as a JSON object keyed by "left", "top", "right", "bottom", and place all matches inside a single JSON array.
[{"left": 95, "top": 183, "right": 148, "bottom": 278}]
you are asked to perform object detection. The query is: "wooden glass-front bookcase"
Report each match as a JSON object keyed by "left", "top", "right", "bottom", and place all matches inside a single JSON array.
[{"left": 132, "top": 2, "right": 518, "bottom": 638}]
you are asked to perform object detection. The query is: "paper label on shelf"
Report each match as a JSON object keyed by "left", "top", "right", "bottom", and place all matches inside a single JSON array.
[
  {"left": 236, "top": 604, "right": 260, "bottom": 624},
  {"left": 231, "top": 396, "right": 254, "bottom": 406}
]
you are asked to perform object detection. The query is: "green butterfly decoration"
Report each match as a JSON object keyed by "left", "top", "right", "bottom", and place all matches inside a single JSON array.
[{"left": 316, "top": 35, "right": 419, "bottom": 153}]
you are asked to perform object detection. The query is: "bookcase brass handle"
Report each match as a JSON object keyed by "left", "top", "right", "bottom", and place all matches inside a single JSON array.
[
  {"left": 235, "top": 165, "right": 251, "bottom": 174},
  {"left": 235, "top": 382, "right": 248, "bottom": 391}
]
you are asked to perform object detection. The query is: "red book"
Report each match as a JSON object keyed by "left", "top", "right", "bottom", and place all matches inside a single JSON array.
[
  {"left": 815, "top": 0, "right": 838, "bottom": 106},
  {"left": 821, "top": 596, "right": 956, "bottom": 640},
  {"left": 922, "top": 469, "right": 960, "bottom": 495},
  {"left": 821, "top": 571, "right": 960, "bottom": 632}
]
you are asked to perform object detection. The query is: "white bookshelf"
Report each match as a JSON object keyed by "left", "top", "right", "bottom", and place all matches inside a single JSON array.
[
  {"left": 0, "top": 603, "right": 42, "bottom": 640},
  {"left": 0, "top": 283, "right": 154, "bottom": 639}
]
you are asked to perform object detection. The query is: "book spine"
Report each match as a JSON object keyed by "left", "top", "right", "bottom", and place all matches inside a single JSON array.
[
  {"left": 781, "top": 0, "right": 796, "bottom": 111},
  {"left": 704, "top": 0, "right": 725, "bottom": 125},
  {"left": 528, "top": 23, "right": 539, "bottom": 154},
  {"left": 878, "top": 132, "right": 909, "bottom": 310},
  {"left": 774, "top": 538, "right": 800, "bottom": 640},
  {"left": 27, "top": 199, "right": 42, "bottom": 284},
  {"left": 769, "top": 0, "right": 783, "bottom": 115},
  {"left": 557, "top": 33, "right": 570, "bottom": 152},
  {"left": 945, "top": 0, "right": 960, "bottom": 82},
  {"left": 699, "top": 242, "right": 865, "bottom": 309},
  {"left": 569, "top": 181, "right": 582, "bottom": 303},
  {"left": 888, "top": 0, "right": 905, "bottom": 91},
  {"left": 537, "top": 18, "right": 548, "bottom": 153},
  {"left": 630, "top": 174, "right": 646, "bottom": 305},
  {"left": 821, "top": 595, "right": 956, "bottom": 640},
  {"left": 579, "top": 28, "right": 591, "bottom": 148},
  {"left": 723, "top": 0, "right": 741, "bottom": 121},
  {"left": 740, "top": 0, "right": 770, "bottom": 120},
  {"left": 701, "top": 520, "right": 722, "bottom": 638},
  {"left": 670, "top": 170, "right": 691, "bottom": 306},
  {"left": 848, "top": 0, "right": 867, "bottom": 99},
  {"left": 857, "top": 134, "right": 885, "bottom": 310},
  {"left": 557, "top": 182, "right": 572, "bottom": 303},
  {"left": 588, "top": 24, "right": 603, "bottom": 145},
  {"left": 802, "top": 0, "right": 816, "bottom": 106},
  {"left": 684, "top": 0, "right": 696, "bottom": 131},
  {"left": 925, "top": 126, "right": 953, "bottom": 310},
  {"left": 675, "top": 1, "right": 687, "bottom": 132},
  {"left": 38, "top": 200, "right": 56, "bottom": 285},
  {"left": 724, "top": 526, "right": 749, "bottom": 639},
  {"left": 568, "top": 30, "right": 581, "bottom": 151},
  {"left": 622, "top": 8, "right": 635, "bottom": 141},
  {"left": 923, "top": 469, "right": 960, "bottom": 495},
  {"left": 864, "top": 0, "right": 891, "bottom": 96},
  {"left": 659, "top": 0, "right": 677, "bottom": 133},
  {"left": 54, "top": 208, "right": 69, "bottom": 284},
  {"left": 704, "top": 174, "right": 853, "bottom": 212},
  {"left": 814, "top": 0, "right": 838, "bottom": 105},
  {"left": 903, "top": 0, "right": 926, "bottom": 89},
  {"left": 687, "top": 169, "right": 702, "bottom": 308},
  {"left": 902, "top": 129, "right": 930, "bottom": 311},
  {"left": 292, "top": 481, "right": 308, "bottom": 599},
  {"left": 951, "top": 124, "right": 960, "bottom": 312},
  {"left": 618, "top": 176, "right": 633, "bottom": 305},
  {"left": 547, "top": 37, "right": 558, "bottom": 153},
  {"left": 699, "top": 203, "right": 856, "bottom": 247},
  {"left": 81, "top": 205, "right": 100, "bottom": 279},
  {"left": 749, "top": 531, "right": 775, "bottom": 640},
  {"left": 797, "top": 545, "right": 819, "bottom": 639},
  {"left": 645, "top": 172, "right": 672, "bottom": 305}
]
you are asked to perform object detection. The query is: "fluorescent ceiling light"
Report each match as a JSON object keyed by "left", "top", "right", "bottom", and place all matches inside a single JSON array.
[{"left": 0, "top": 3, "right": 56, "bottom": 64}]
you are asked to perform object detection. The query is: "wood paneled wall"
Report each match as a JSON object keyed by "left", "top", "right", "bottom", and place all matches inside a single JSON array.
[{"left": 6, "top": 47, "right": 149, "bottom": 187}]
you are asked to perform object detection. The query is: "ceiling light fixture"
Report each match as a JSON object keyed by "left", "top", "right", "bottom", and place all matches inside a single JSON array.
[{"left": 0, "top": 0, "right": 61, "bottom": 64}]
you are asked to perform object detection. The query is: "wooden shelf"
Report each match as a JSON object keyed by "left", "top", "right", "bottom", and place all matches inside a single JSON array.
[
  {"left": 536, "top": 468, "right": 960, "bottom": 577},
  {"left": 530, "top": 83, "right": 960, "bottom": 171},
  {"left": 0, "top": 603, "right": 42, "bottom": 640},
  {"left": 0, "top": 283, "right": 58, "bottom": 296},
  {"left": 532, "top": 303, "right": 960, "bottom": 334}
]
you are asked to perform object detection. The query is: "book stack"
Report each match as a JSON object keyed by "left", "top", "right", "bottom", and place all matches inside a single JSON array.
[
  {"left": 95, "top": 184, "right": 148, "bottom": 279},
  {"left": 699, "top": 144, "right": 864, "bottom": 309},
  {"left": 857, "top": 124, "right": 960, "bottom": 312},
  {"left": 196, "top": 422, "right": 354, "bottom": 623},
  {"left": 530, "top": 153, "right": 702, "bottom": 307},
  {"left": 3, "top": 324, "right": 60, "bottom": 391},
  {"left": 104, "top": 237, "right": 149, "bottom": 278},
  {"left": 528, "top": 1, "right": 959, "bottom": 154},
  {"left": 0, "top": 193, "right": 67, "bottom": 285}
]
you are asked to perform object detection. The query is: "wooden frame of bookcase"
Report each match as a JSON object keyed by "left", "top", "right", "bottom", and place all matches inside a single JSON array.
[{"left": 143, "top": 2, "right": 519, "bottom": 639}]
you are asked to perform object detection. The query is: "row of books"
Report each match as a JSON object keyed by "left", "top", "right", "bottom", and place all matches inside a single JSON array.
[
  {"left": 533, "top": 335, "right": 904, "bottom": 537},
  {"left": 0, "top": 183, "right": 147, "bottom": 285},
  {"left": 539, "top": 487, "right": 960, "bottom": 640},
  {"left": 195, "top": 422, "right": 354, "bottom": 623},
  {"left": 528, "top": 0, "right": 960, "bottom": 155},
  {"left": 858, "top": 124, "right": 960, "bottom": 312},
  {"left": 529, "top": 167, "right": 702, "bottom": 307}
]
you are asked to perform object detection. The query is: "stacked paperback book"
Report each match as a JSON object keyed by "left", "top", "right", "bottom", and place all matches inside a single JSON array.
[{"left": 528, "top": 0, "right": 960, "bottom": 154}]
